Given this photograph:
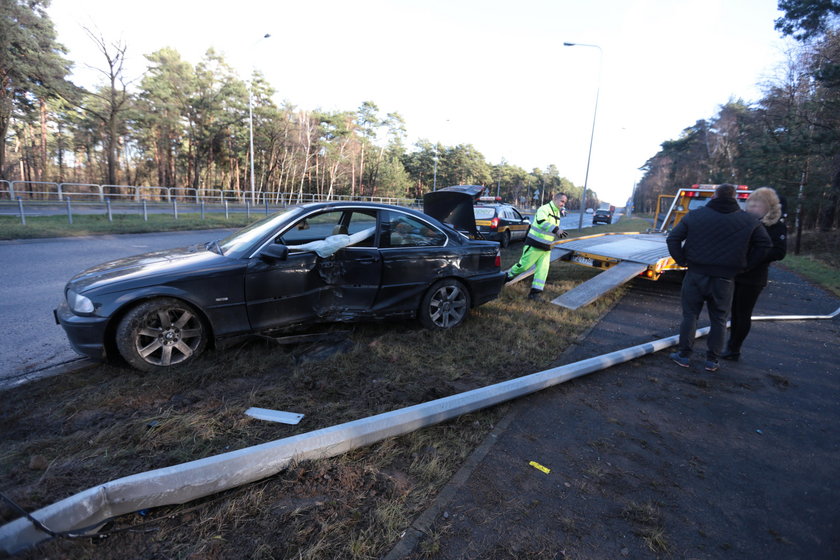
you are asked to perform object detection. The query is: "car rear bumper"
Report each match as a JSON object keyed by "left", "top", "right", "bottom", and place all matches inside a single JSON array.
[
  {"left": 477, "top": 229, "right": 504, "bottom": 241},
  {"left": 469, "top": 270, "right": 506, "bottom": 306},
  {"left": 54, "top": 301, "right": 108, "bottom": 361}
]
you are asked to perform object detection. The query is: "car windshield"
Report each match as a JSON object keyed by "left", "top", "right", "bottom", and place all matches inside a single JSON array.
[
  {"left": 474, "top": 207, "right": 496, "bottom": 219},
  {"left": 217, "top": 206, "right": 305, "bottom": 257}
]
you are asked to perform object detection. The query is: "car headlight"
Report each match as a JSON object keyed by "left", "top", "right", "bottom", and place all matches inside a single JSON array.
[{"left": 67, "top": 289, "right": 95, "bottom": 314}]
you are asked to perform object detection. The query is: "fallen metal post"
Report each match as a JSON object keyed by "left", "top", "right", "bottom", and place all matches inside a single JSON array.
[
  {"left": 1, "top": 308, "right": 837, "bottom": 554},
  {"left": 748, "top": 305, "right": 839, "bottom": 321}
]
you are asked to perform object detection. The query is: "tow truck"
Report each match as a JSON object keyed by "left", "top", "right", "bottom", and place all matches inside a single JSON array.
[{"left": 507, "top": 184, "right": 752, "bottom": 309}]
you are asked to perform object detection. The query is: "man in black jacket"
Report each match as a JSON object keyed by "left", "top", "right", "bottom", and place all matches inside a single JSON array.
[{"left": 666, "top": 184, "right": 772, "bottom": 372}]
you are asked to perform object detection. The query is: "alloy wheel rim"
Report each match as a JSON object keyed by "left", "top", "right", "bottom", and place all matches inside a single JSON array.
[
  {"left": 136, "top": 307, "right": 203, "bottom": 366},
  {"left": 429, "top": 285, "right": 467, "bottom": 328}
]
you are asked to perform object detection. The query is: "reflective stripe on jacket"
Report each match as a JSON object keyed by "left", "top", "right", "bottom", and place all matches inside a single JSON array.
[{"left": 526, "top": 201, "right": 562, "bottom": 250}]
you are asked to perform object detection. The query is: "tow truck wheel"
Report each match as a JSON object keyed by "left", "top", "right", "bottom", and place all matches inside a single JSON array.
[{"left": 418, "top": 279, "right": 471, "bottom": 330}]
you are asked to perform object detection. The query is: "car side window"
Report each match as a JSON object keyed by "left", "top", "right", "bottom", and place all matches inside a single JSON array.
[
  {"left": 281, "top": 210, "right": 377, "bottom": 248},
  {"left": 281, "top": 211, "right": 343, "bottom": 245},
  {"left": 385, "top": 212, "right": 446, "bottom": 248},
  {"left": 511, "top": 208, "right": 524, "bottom": 221},
  {"left": 345, "top": 211, "right": 378, "bottom": 247}
]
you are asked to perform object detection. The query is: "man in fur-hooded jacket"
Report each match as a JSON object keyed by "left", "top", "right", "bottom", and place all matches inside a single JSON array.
[
  {"left": 722, "top": 187, "right": 788, "bottom": 361},
  {"left": 666, "top": 184, "right": 772, "bottom": 372}
]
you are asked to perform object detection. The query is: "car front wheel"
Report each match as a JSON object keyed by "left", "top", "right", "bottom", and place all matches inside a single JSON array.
[
  {"left": 418, "top": 279, "right": 471, "bottom": 329},
  {"left": 115, "top": 298, "right": 207, "bottom": 371}
]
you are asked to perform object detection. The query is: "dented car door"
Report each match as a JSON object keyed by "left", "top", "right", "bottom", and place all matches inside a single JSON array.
[
  {"left": 244, "top": 249, "right": 325, "bottom": 331},
  {"left": 317, "top": 246, "right": 382, "bottom": 315}
]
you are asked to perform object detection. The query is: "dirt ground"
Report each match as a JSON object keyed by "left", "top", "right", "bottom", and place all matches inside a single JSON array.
[{"left": 391, "top": 266, "right": 840, "bottom": 559}]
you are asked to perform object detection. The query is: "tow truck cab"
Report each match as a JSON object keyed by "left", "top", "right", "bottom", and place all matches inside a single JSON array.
[{"left": 652, "top": 184, "right": 751, "bottom": 233}]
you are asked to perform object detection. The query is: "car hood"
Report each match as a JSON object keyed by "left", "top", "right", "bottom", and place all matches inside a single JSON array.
[
  {"left": 423, "top": 186, "right": 486, "bottom": 238},
  {"left": 69, "top": 245, "right": 229, "bottom": 293}
]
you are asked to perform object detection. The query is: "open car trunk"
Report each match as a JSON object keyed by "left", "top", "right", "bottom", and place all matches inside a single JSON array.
[{"left": 423, "top": 185, "right": 486, "bottom": 239}]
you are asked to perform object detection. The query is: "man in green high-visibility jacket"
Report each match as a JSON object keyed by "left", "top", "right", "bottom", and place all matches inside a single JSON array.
[{"left": 505, "top": 192, "right": 568, "bottom": 300}]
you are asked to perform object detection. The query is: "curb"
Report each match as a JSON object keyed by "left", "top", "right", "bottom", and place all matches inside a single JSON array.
[
  {"left": 382, "top": 405, "right": 522, "bottom": 560},
  {"left": 0, "top": 358, "right": 96, "bottom": 392}
]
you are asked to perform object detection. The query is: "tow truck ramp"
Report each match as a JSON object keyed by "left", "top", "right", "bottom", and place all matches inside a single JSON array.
[
  {"left": 551, "top": 260, "right": 649, "bottom": 309},
  {"left": 506, "top": 233, "right": 677, "bottom": 310}
]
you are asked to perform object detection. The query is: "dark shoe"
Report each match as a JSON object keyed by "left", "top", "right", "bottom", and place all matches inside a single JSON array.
[
  {"left": 670, "top": 352, "right": 690, "bottom": 368},
  {"left": 528, "top": 289, "right": 543, "bottom": 301},
  {"left": 504, "top": 273, "right": 514, "bottom": 284},
  {"left": 704, "top": 359, "right": 720, "bottom": 372},
  {"left": 720, "top": 349, "right": 740, "bottom": 361}
]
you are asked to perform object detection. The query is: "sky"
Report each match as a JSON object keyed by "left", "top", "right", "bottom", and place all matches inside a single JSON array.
[{"left": 48, "top": 0, "right": 793, "bottom": 205}]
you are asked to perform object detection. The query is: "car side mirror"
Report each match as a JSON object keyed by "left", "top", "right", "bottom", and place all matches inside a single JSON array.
[
  {"left": 261, "top": 244, "right": 289, "bottom": 262},
  {"left": 523, "top": 217, "right": 531, "bottom": 224}
]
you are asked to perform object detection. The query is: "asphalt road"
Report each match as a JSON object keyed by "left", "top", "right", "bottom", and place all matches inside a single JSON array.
[{"left": 0, "top": 229, "right": 235, "bottom": 388}]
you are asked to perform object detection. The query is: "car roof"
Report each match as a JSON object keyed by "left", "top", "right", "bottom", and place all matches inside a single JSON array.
[
  {"left": 474, "top": 203, "right": 516, "bottom": 209},
  {"left": 294, "top": 200, "right": 458, "bottom": 231}
]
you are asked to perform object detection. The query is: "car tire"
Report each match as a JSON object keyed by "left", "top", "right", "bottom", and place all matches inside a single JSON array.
[
  {"left": 418, "top": 279, "right": 471, "bottom": 330},
  {"left": 500, "top": 230, "right": 511, "bottom": 248},
  {"left": 115, "top": 297, "right": 208, "bottom": 371}
]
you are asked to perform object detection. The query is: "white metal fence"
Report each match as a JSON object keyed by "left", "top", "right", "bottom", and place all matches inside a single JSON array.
[
  {"left": 0, "top": 180, "right": 422, "bottom": 224},
  {"left": 0, "top": 180, "right": 419, "bottom": 206}
]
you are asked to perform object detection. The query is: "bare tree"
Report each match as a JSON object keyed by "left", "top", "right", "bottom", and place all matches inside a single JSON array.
[{"left": 81, "top": 27, "right": 131, "bottom": 187}]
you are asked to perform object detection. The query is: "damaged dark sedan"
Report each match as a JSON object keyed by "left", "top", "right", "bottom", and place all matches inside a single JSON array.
[{"left": 55, "top": 199, "right": 505, "bottom": 371}]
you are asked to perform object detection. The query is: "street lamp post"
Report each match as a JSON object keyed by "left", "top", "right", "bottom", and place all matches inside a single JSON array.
[
  {"left": 432, "top": 146, "right": 439, "bottom": 191},
  {"left": 249, "top": 33, "right": 271, "bottom": 196},
  {"left": 496, "top": 158, "right": 504, "bottom": 198},
  {"left": 564, "top": 41, "right": 602, "bottom": 230}
]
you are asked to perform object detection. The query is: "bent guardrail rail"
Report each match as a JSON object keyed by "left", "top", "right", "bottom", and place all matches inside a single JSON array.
[{"left": 1, "top": 307, "right": 837, "bottom": 554}]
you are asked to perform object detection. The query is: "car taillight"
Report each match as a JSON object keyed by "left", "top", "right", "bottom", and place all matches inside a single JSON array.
[
  {"left": 490, "top": 217, "right": 500, "bottom": 230},
  {"left": 495, "top": 249, "right": 501, "bottom": 268}
]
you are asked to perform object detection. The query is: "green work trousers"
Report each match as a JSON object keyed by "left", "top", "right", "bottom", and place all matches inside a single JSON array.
[{"left": 509, "top": 245, "right": 551, "bottom": 291}]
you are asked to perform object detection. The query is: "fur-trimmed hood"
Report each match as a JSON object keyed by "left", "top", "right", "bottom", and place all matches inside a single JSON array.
[{"left": 749, "top": 187, "right": 782, "bottom": 226}]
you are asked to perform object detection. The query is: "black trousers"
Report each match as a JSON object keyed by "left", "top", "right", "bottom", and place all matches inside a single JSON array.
[
  {"left": 728, "top": 282, "right": 765, "bottom": 352},
  {"left": 678, "top": 270, "right": 734, "bottom": 360}
]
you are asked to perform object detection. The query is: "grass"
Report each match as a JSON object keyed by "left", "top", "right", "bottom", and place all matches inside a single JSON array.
[
  {"left": 622, "top": 500, "right": 670, "bottom": 554},
  {"left": 0, "top": 212, "right": 256, "bottom": 239},
  {"left": 782, "top": 254, "right": 840, "bottom": 297}
]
